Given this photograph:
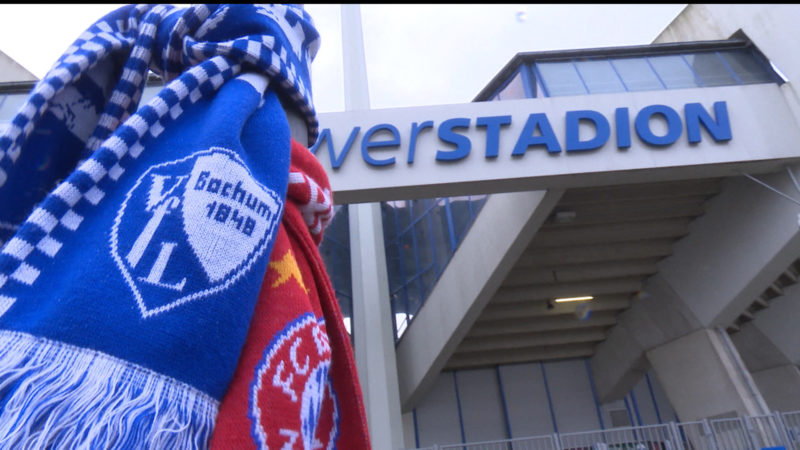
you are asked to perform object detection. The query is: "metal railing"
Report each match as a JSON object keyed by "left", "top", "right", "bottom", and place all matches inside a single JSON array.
[{"left": 412, "top": 410, "right": 800, "bottom": 450}]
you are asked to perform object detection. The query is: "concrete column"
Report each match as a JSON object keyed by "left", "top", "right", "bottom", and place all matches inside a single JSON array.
[
  {"left": 751, "top": 365, "right": 800, "bottom": 412},
  {"left": 341, "top": 5, "right": 405, "bottom": 449},
  {"left": 350, "top": 202, "right": 405, "bottom": 449},
  {"left": 646, "top": 328, "right": 770, "bottom": 421}
]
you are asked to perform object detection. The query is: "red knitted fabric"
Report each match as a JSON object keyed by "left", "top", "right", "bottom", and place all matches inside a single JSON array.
[{"left": 210, "top": 139, "right": 371, "bottom": 449}]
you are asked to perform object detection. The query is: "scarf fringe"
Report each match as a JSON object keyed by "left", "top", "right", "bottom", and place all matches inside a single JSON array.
[{"left": 0, "top": 330, "right": 219, "bottom": 449}]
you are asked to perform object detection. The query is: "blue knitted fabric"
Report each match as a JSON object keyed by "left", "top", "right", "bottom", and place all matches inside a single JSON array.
[{"left": 0, "top": 4, "right": 319, "bottom": 448}]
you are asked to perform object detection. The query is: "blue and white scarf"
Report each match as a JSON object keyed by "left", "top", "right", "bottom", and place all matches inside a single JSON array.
[{"left": 0, "top": 4, "right": 319, "bottom": 447}]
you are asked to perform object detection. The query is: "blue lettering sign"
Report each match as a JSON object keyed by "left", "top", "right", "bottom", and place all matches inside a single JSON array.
[
  {"left": 436, "top": 118, "right": 471, "bottom": 162},
  {"left": 565, "top": 110, "right": 610, "bottom": 152},
  {"left": 362, "top": 123, "right": 401, "bottom": 167},
  {"left": 512, "top": 113, "right": 561, "bottom": 156},
  {"left": 477, "top": 115, "right": 512, "bottom": 158},
  {"left": 313, "top": 101, "right": 732, "bottom": 169},
  {"left": 635, "top": 104, "right": 683, "bottom": 146}
]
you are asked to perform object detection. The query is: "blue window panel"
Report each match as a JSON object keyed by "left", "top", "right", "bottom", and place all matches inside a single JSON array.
[
  {"left": 520, "top": 63, "right": 538, "bottom": 98},
  {"left": 471, "top": 194, "right": 488, "bottom": 213},
  {"left": 411, "top": 198, "right": 430, "bottom": 221},
  {"left": 420, "top": 264, "right": 438, "bottom": 300},
  {"left": 611, "top": 57, "right": 666, "bottom": 91},
  {"left": 683, "top": 52, "right": 738, "bottom": 87},
  {"left": 448, "top": 196, "right": 476, "bottom": 246},
  {"left": 574, "top": 59, "right": 627, "bottom": 94},
  {"left": 0, "top": 92, "right": 31, "bottom": 120},
  {"left": 398, "top": 230, "right": 420, "bottom": 284},
  {"left": 535, "top": 61, "right": 588, "bottom": 97},
  {"left": 496, "top": 69, "right": 527, "bottom": 101},
  {"left": 647, "top": 54, "right": 703, "bottom": 89},
  {"left": 319, "top": 205, "right": 353, "bottom": 337},
  {"left": 429, "top": 200, "right": 452, "bottom": 274},
  {"left": 385, "top": 242, "right": 405, "bottom": 291},
  {"left": 414, "top": 217, "right": 436, "bottom": 272},
  {"left": 718, "top": 49, "right": 777, "bottom": 84},
  {"left": 380, "top": 193, "right": 489, "bottom": 340}
]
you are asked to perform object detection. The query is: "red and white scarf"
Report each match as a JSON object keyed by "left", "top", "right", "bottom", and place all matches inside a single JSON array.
[{"left": 210, "top": 139, "right": 371, "bottom": 449}]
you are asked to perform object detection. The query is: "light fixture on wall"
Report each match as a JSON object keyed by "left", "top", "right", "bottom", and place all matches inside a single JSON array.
[
  {"left": 553, "top": 295, "right": 594, "bottom": 303},
  {"left": 553, "top": 210, "right": 576, "bottom": 224}
]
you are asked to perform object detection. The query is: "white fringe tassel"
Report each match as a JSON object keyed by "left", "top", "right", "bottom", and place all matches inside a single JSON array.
[{"left": 0, "top": 330, "right": 219, "bottom": 449}]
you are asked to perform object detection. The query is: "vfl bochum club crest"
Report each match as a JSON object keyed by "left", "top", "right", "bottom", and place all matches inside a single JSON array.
[
  {"left": 110, "top": 147, "right": 282, "bottom": 318},
  {"left": 250, "top": 314, "right": 339, "bottom": 449}
]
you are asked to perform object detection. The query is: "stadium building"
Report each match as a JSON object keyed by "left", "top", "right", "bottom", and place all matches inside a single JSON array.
[
  {"left": 311, "top": 4, "right": 800, "bottom": 449},
  {"left": 2, "top": 4, "right": 800, "bottom": 449}
]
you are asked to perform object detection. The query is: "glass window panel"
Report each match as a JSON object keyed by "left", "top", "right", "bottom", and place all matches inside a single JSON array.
[
  {"left": 574, "top": 59, "right": 626, "bottom": 94},
  {"left": 448, "top": 196, "right": 473, "bottom": 246},
  {"left": 413, "top": 218, "right": 435, "bottom": 273},
  {"left": 430, "top": 199, "right": 453, "bottom": 268},
  {"left": 611, "top": 58, "right": 665, "bottom": 91},
  {"left": 385, "top": 241, "right": 405, "bottom": 292},
  {"left": 0, "top": 92, "right": 29, "bottom": 121},
  {"left": 497, "top": 69, "right": 527, "bottom": 100},
  {"left": 399, "top": 230, "right": 418, "bottom": 278},
  {"left": 411, "top": 198, "right": 432, "bottom": 221},
  {"left": 402, "top": 278, "right": 422, "bottom": 321},
  {"left": 388, "top": 199, "right": 411, "bottom": 233},
  {"left": 319, "top": 205, "right": 352, "bottom": 337},
  {"left": 684, "top": 52, "right": 737, "bottom": 86},
  {"left": 470, "top": 194, "right": 488, "bottom": 220},
  {"left": 380, "top": 202, "right": 399, "bottom": 243},
  {"left": 536, "top": 61, "right": 587, "bottom": 97},
  {"left": 719, "top": 49, "right": 775, "bottom": 84},
  {"left": 647, "top": 55, "right": 702, "bottom": 89},
  {"left": 419, "top": 265, "right": 438, "bottom": 301}
]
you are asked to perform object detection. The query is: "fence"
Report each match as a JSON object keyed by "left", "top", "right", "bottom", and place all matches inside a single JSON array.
[{"left": 412, "top": 410, "right": 800, "bottom": 450}]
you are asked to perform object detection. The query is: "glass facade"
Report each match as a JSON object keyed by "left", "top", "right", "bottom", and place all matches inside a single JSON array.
[
  {"left": 524, "top": 47, "right": 779, "bottom": 99},
  {"left": 318, "top": 205, "right": 353, "bottom": 338},
  {"left": 382, "top": 195, "right": 488, "bottom": 339},
  {"left": 318, "top": 195, "right": 489, "bottom": 342}
]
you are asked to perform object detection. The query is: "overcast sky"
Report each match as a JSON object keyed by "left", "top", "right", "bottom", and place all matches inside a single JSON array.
[{"left": 0, "top": 4, "right": 686, "bottom": 112}]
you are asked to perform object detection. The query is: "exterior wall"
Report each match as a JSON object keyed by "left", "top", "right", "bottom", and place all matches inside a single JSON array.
[
  {"left": 407, "top": 358, "right": 676, "bottom": 447},
  {"left": 655, "top": 5, "right": 800, "bottom": 128},
  {"left": 0, "top": 50, "right": 36, "bottom": 83}
]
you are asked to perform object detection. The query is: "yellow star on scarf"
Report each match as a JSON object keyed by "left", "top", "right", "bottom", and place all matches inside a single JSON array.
[{"left": 269, "top": 250, "right": 308, "bottom": 293}]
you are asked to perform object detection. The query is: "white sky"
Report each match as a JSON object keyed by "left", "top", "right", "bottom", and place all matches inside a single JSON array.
[{"left": 0, "top": 4, "right": 687, "bottom": 112}]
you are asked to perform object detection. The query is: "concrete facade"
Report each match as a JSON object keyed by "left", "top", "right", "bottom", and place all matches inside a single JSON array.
[
  {"left": 391, "top": 4, "right": 800, "bottom": 447},
  {"left": 3, "top": 4, "right": 800, "bottom": 449}
]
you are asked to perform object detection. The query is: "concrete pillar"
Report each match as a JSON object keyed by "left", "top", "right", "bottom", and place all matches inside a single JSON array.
[
  {"left": 646, "top": 328, "right": 770, "bottom": 421},
  {"left": 350, "top": 202, "right": 405, "bottom": 449},
  {"left": 751, "top": 365, "right": 800, "bottom": 412},
  {"left": 341, "top": 5, "right": 405, "bottom": 449}
]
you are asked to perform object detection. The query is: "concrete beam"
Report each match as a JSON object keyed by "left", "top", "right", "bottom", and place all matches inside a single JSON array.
[
  {"left": 494, "top": 277, "right": 643, "bottom": 304},
  {"left": 447, "top": 342, "right": 596, "bottom": 370},
  {"left": 751, "top": 365, "right": 800, "bottom": 412},
  {"left": 530, "top": 218, "right": 690, "bottom": 247},
  {"left": 395, "top": 189, "right": 563, "bottom": 412},
  {"left": 647, "top": 328, "right": 770, "bottom": 421},
  {"left": 470, "top": 311, "right": 617, "bottom": 337},
  {"left": 658, "top": 171, "right": 800, "bottom": 328},
  {"left": 480, "top": 294, "right": 631, "bottom": 320},
  {"left": 591, "top": 273, "right": 703, "bottom": 402},
  {"left": 504, "top": 259, "right": 660, "bottom": 286},
  {"left": 457, "top": 328, "right": 608, "bottom": 352},
  {"left": 518, "top": 239, "right": 674, "bottom": 267},
  {"left": 743, "top": 280, "right": 800, "bottom": 366}
]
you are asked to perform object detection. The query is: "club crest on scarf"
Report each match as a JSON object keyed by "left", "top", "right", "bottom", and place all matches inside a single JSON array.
[
  {"left": 250, "top": 313, "right": 340, "bottom": 449},
  {"left": 110, "top": 147, "right": 282, "bottom": 318}
]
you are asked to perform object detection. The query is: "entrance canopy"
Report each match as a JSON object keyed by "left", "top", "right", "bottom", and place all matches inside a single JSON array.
[{"left": 313, "top": 83, "right": 800, "bottom": 204}]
